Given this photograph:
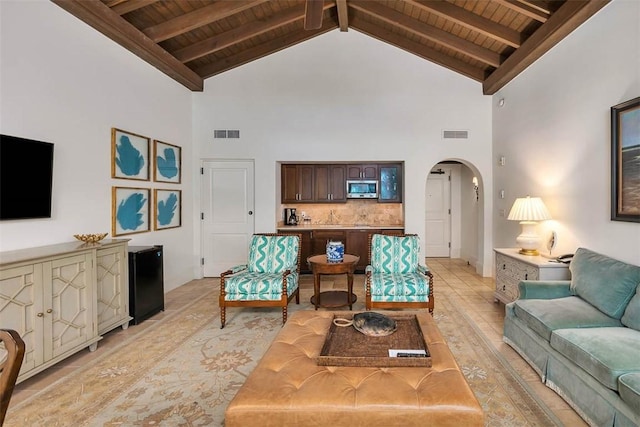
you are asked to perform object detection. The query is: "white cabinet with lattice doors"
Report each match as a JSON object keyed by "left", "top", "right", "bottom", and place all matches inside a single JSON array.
[
  {"left": 494, "top": 248, "right": 570, "bottom": 304},
  {"left": 0, "top": 239, "right": 129, "bottom": 383},
  {"left": 96, "top": 244, "right": 131, "bottom": 334}
]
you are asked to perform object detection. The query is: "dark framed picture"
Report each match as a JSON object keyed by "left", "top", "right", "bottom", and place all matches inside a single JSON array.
[
  {"left": 111, "top": 128, "right": 150, "bottom": 181},
  {"left": 112, "top": 186, "right": 151, "bottom": 236},
  {"left": 153, "top": 140, "right": 181, "bottom": 184},
  {"left": 611, "top": 97, "right": 640, "bottom": 222},
  {"left": 154, "top": 189, "right": 182, "bottom": 230}
]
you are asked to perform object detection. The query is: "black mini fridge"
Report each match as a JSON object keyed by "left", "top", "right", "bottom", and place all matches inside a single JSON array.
[{"left": 128, "top": 245, "right": 164, "bottom": 325}]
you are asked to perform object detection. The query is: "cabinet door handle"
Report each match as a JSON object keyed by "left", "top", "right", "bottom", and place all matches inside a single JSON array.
[
  {"left": 502, "top": 264, "right": 506, "bottom": 270},
  {"left": 525, "top": 274, "right": 528, "bottom": 280},
  {"left": 47, "top": 309, "right": 53, "bottom": 313},
  {"left": 37, "top": 312, "right": 44, "bottom": 317}
]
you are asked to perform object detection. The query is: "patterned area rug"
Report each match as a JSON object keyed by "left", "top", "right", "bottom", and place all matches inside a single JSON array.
[{"left": 6, "top": 278, "right": 559, "bottom": 426}]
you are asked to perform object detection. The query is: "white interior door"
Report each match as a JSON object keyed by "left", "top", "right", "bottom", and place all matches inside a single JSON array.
[
  {"left": 202, "top": 160, "right": 254, "bottom": 277},
  {"left": 425, "top": 168, "right": 451, "bottom": 257}
]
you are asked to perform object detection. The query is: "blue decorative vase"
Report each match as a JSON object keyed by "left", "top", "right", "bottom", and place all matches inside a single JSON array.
[{"left": 326, "top": 241, "right": 344, "bottom": 263}]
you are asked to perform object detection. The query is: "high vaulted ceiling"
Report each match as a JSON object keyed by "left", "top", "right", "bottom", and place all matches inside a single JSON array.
[{"left": 52, "top": 0, "right": 610, "bottom": 94}]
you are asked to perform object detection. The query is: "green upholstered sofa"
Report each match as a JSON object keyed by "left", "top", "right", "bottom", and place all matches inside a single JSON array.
[{"left": 503, "top": 248, "right": 640, "bottom": 427}]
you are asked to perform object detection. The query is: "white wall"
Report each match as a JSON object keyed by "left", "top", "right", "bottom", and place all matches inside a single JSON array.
[
  {"left": 193, "top": 30, "right": 495, "bottom": 274},
  {"left": 6, "top": 0, "right": 630, "bottom": 289},
  {"left": 460, "top": 165, "right": 480, "bottom": 268},
  {"left": 493, "top": 0, "right": 640, "bottom": 265},
  {"left": 0, "top": 2, "right": 195, "bottom": 292}
]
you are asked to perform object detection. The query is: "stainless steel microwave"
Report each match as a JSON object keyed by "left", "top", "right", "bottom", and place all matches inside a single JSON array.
[{"left": 346, "top": 180, "right": 378, "bottom": 198}]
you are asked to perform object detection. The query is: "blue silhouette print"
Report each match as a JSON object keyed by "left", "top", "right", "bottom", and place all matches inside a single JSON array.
[
  {"left": 116, "top": 192, "right": 147, "bottom": 230},
  {"left": 156, "top": 148, "right": 178, "bottom": 179},
  {"left": 157, "top": 193, "right": 178, "bottom": 226},
  {"left": 116, "top": 135, "right": 145, "bottom": 176}
]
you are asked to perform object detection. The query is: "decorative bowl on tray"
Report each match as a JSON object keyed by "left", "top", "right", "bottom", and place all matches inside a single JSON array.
[{"left": 74, "top": 233, "right": 108, "bottom": 243}]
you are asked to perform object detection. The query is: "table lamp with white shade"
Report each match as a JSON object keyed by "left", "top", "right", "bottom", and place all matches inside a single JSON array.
[{"left": 507, "top": 196, "right": 551, "bottom": 256}]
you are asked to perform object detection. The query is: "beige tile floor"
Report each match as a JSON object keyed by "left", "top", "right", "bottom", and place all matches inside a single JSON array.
[{"left": 9, "top": 257, "right": 587, "bottom": 426}]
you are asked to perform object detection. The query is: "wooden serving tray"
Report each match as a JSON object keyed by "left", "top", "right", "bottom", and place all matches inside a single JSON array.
[{"left": 316, "top": 313, "right": 432, "bottom": 367}]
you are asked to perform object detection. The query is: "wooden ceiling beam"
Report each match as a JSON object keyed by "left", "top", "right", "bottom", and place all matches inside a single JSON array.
[
  {"left": 174, "top": 2, "right": 334, "bottom": 63},
  {"left": 195, "top": 19, "right": 338, "bottom": 78},
  {"left": 350, "top": 1, "right": 502, "bottom": 68},
  {"left": 405, "top": 0, "right": 522, "bottom": 48},
  {"left": 493, "top": 0, "right": 549, "bottom": 22},
  {"left": 350, "top": 15, "right": 486, "bottom": 82},
  {"left": 483, "top": 0, "right": 611, "bottom": 95},
  {"left": 104, "top": 0, "right": 128, "bottom": 8},
  {"left": 143, "top": 1, "right": 267, "bottom": 43},
  {"left": 304, "top": 0, "right": 325, "bottom": 30},
  {"left": 517, "top": 0, "right": 554, "bottom": 15},
  {"left": 52, "top": 0, "right": 203, "bottom": 91},
  {"left": 109, "top": 0, "right": 156, "bottom": 16},
  {"left": 336, "top": 0, "right": 349, "bottom": 32}
]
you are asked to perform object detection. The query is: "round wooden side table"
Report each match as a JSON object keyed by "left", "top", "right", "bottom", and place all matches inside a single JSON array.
[{"left": 307, "top": 254, "right": 360, "bottom": 310}]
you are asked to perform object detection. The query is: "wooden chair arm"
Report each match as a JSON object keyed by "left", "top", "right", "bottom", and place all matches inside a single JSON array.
[{"left": 220, "top": 265, "right": 248, "bottom": 278}]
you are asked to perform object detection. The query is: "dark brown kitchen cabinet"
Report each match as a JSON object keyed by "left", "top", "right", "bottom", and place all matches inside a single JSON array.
[
  {"left": 281, "top": 164, "right": 314, "bottom": 203},
  {"left": 310, "top": 230, "right": 346, "bottom": 259},
  {"left": 281, "top": 228, "right": 405, "bottom": 274},
  {"left": 346, "top": 164, "right": 378, "bottom": 180},
  {"left": 381, "top": 228, "right": 405, "bottom": 236},
  {"left": 315, "top": 164, "right": 347, "bottom": 202},
  {"left": 346, "top": 229, "right": 380, "bottom": 271},
  {"left": 378, "top": 163, "right": 402, "bottom": 203}
]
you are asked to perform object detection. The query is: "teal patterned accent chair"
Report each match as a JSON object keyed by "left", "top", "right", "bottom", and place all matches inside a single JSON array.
[
  {"left": 219, "top": 233, "right": 301, "bottom": 328},
  {"left": 365, "top": 233, "right": 434, "bottom": 314}
]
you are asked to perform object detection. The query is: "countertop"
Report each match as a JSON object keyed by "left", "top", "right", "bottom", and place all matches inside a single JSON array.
[{"left": 277, "top": 224, "right": 404, "bottom": 230}]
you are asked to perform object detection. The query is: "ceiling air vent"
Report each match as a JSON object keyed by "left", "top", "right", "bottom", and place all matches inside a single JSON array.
[
  {"left": 442, "top": 130, "right": 469, "bottom": 139},
  {"left": 214, "top": 130, "right": 240, "bottom": 139}
]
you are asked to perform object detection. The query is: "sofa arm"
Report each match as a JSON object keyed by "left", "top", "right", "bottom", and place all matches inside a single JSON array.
[{"left": 518, "top": 280, "right": 571, "bottom": 300}]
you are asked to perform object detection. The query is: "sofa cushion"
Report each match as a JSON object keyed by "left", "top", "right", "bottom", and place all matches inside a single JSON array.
[
  {"left": 570, "top": 248, "right": 640, "bottom": 319},
  {"left": 224, "top": 271, "right": 299, "bottom": 301},
  {"left": 618, "top": 373, "right": 640, "bottom": 414},
  {"left": 367, "top": 272, "right": 431, "bottom": 302},
  {"left": 550, "top": 327, "right": 640, "bottom": 391},
  {"left": 370, "top": 234, "right": 420, "bottom": 274},
  {"left": 512, "top": 297, "right": 622, "bottom": 341},
  {"left": 621, "top": 285, "right": 640, "bottom": 331},
  {"left": 247, "top": 234, "right": 299, "bottom": 274}
]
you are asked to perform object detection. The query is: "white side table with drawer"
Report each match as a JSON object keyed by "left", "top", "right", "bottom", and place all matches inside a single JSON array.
[{"left": 494, "top": 248, "right": 571, "bottom": 304}]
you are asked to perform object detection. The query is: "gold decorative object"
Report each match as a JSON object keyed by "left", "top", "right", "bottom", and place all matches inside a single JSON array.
[{"left": 74, "top": 233, "right": 108, "bottom": 243}]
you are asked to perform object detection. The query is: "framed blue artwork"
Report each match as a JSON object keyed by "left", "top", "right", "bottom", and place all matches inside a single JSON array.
[
  {"left": 611, "top": 97, "right": 640, "bottom": 222},
  {"left": 154, "top": 140, "right": 181, "bottom": 184},
  {"left": 112, "top": 186, "right": 151, "bottom": 236},
  {"left": 154, "top": 189, "right": 181, "bottom": 230},
  {"left": 111, "top": 128, "right": 150, "bottom": 181}
]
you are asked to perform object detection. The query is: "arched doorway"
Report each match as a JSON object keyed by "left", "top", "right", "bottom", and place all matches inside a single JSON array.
[{"left": 425, "top": 160, "right": 484, "bottom": 272}]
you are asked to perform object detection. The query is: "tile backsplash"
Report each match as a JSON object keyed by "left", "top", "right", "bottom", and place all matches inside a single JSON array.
[{"left": 281, "top": 201, "right": 403, "bottom": 225}]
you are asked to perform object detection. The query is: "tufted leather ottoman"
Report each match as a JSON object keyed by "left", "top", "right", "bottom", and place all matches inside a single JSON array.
[{"left": 225, "top": 310, "right": 484, "bottom": 426}]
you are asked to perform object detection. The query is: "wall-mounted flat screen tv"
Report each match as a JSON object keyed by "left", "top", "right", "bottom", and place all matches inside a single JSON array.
[{"left": 0, "top": 134, "right": 54, "bottom": 220}]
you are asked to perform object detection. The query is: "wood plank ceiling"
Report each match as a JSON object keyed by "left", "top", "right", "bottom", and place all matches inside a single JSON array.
[{"left": 52, "top": 0, "right": 611, "bottom": 94}]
